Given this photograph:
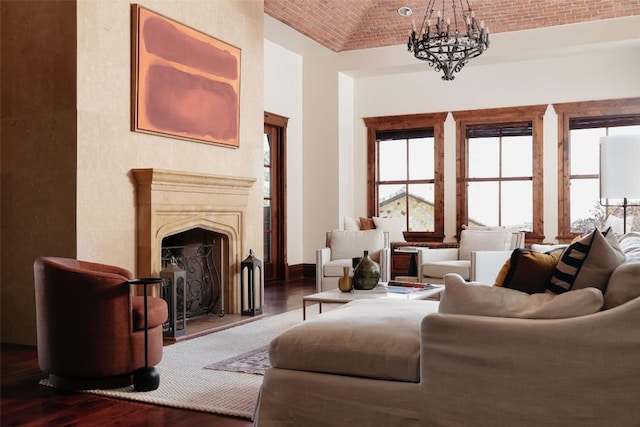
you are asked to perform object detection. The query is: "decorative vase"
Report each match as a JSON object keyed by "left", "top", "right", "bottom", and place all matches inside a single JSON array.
[
  {"left": 338, "top": 266, "right": 353, "bottom": 292},
  {"left": 353, "top": 250, "right": 380, "bottom": 290}
]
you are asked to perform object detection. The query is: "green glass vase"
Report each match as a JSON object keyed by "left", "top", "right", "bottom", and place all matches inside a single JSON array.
[{"left": 353, "top": 250, "right": 380, "bottom": 290}]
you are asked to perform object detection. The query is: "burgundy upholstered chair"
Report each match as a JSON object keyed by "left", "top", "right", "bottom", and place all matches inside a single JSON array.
[{"left": 34, "top": 257, "right": 168, "bottom": 390}]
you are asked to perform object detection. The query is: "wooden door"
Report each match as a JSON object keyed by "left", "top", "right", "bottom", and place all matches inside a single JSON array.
[{"left": 263, "top": 112, "right": 288, "bottom": 281}]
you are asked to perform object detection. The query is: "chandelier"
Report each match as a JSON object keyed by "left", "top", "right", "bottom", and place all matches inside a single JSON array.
[{"left": 400, "top": 1, "right": 490, "bottom": 80}]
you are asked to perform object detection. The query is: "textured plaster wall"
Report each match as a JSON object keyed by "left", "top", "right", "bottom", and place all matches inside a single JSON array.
[
  {"left": 1, "top": 0, "right": 78, "bottom": 346},
  {"left": 1, "top": 0, "right": 264, "bottom": 345},
  {"left": 76, "top": 0, "right": 264, "bottom": 272}
]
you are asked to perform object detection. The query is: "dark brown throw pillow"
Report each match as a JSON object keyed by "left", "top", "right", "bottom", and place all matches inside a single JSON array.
[
  {"left": 359, "top": 217, "right": 375, "bottom": 230},
  {"left": 494, "top": 248, "right": 564, "bottom": 294}
]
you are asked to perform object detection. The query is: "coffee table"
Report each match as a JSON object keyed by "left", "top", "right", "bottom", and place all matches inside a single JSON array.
[{"left": 302, "top": 283, "right": 443, "bottom": 320}]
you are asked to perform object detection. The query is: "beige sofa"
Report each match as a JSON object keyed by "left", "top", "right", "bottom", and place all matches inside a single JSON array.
[{"left": 255, "top": 232, "right": 640, "bottom": 426}]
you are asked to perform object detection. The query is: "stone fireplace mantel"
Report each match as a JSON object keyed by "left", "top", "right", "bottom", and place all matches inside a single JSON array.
[{"left": 131, "top": 168, "right": 256, "bottom": 314}]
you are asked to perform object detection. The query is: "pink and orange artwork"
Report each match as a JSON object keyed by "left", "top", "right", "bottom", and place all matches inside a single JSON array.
[{"left": 131, "top": 5, "right": 241, "bottom": 147}]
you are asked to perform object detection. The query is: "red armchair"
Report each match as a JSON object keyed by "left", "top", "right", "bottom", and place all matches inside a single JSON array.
[{"left": 34, "top": 257, "right": 168, "bottom": 390}]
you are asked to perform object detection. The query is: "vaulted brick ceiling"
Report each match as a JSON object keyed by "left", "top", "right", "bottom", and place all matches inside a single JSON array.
[{"left": 264, "top": 0, "right": 640, "bottom": 52}]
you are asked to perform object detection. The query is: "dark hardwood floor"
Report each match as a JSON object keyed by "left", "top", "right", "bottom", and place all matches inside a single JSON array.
[{"left": 1, "top": 278, "right": 316, "bottom": 426}]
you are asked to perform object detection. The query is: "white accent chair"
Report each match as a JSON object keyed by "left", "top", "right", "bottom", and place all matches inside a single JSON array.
[
  {"left": 316, "top": 229, "right": 390, "bottom": 292},
  {"left": 418, "top": 229, "right": 525, "bottom": 284}
]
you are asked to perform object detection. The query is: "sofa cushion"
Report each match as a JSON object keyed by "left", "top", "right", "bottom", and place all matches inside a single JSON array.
[
  {"left": 440, "top": 274, "right": 603, "bottom": 319},
  {"left": 463, "top": 225, "right": 524, "bottom": 249},
  {"left": 269, "top": 299, "right": 440, "bottom": 383},
  {"left": 604, "top": 262, "right": 640, "bottom": 309},
  {"left": 329, "top": 229, "right": 384, "bottom": 262},
  {"left": 604, "top": 232, "right": 640, "bottom": 308},
  {"left": 548, "top": 228, "right": 625, "bottom": 294},
  {"left": 458, "top": 229, "right": 512, "bottom": 261},
  {"left": 343, "top": 216, "right": 360, "bottom": 231},
  {"left": 423, "top": 260, "right": 470, "bottom": 280},
  {"left": 373, "top": 216, "right": 406, "bottom": 243},
  {"left": 494, "top": 248, "right": 564, "bottom": 294}
]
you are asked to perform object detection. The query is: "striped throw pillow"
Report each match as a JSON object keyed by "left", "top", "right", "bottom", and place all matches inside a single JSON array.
[{"left": 548, "top": 228, "right": 625, "bottom": 294}]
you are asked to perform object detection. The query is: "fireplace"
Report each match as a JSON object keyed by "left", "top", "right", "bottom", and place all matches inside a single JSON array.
[{"left": 131, "top": 168, "right": 256, "bottom": 315}]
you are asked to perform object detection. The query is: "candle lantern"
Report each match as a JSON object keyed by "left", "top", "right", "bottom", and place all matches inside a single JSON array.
[
  {"left": 240, "top": 249, "right": 263, "bottom": 316},
  {"left": 160, "top": 257, "right": 187, "bottom": 337}
]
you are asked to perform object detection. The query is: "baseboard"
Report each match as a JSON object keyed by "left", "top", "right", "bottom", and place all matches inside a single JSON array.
[{"left": 286, "top": 263, "right": 316, "bottom": 280}]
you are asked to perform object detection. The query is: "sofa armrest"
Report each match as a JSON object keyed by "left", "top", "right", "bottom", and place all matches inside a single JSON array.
[
  {"left": 469, "top": 250, "right": 512, "bottom": 284},
  {"left": 316, "top": 248, "right": 331, "bottom": 292},
  {"left": 419, "top": 298, "right": 640, "bottom": 426},
  {"left": 379, "top": 247, "right": 391, "bottom": 282}
]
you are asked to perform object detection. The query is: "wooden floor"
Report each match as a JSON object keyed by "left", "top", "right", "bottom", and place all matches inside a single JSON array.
[{"left": 1, "top": 277, "right": 316, "bottom": 426}]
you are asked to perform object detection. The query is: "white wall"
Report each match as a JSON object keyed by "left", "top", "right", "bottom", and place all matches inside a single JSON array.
[
  {"left": 265, "top": 15, "right": 640, "bottom": 263},
  {"left": 264, "top": 40, "right": 304, "bottom": 264},
  {"left": 352, "top": 45, "right": 640, "bottom": 242}
]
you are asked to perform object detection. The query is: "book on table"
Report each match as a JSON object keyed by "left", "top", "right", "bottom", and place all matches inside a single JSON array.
[
  {"left": 351, "top": 282, "right": 438, "bottom": 294},
  {"left": 387, "top": 280, "right": 437, "bottom": 290}
]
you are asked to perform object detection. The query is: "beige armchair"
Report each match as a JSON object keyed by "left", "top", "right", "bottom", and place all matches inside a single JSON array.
[
  {"left": 316, "top": 229, "right": 390, "bottom": 292},
  {"left": 418, "top": 229, "right": 525, "bottom": 284}
]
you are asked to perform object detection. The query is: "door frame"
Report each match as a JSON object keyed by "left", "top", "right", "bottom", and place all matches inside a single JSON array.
[{"left": 264, "top": 111, "right": 288, "bottom": 281}]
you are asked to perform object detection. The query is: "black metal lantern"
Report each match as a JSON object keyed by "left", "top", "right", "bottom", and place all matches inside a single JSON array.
[
  {"left": 240, "top": 249, "right": 263, "bottom": 316},
  {"left": 160, "top": 257, "right": 187, "bottom": 337}
]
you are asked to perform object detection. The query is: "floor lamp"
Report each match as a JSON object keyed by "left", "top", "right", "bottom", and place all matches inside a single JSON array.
[{"left": 600, "top": 134, "right": 640, "bottom": 234}]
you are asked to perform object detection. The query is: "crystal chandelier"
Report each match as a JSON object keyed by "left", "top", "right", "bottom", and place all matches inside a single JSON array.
[{"left": 401, "top": 1, "right": 490, "bottom": 80}]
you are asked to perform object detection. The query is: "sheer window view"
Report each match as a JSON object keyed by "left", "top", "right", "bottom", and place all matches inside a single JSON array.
[
  {"left": 263, "top": 133, "right": 272, "bottom": 262},
  {"left": 377, "top": 129, "right": 435, "bottom": 232},
  {"left": 569, "top": 120, "right": 640, "bottom": 234},
  {"left": 466, "top": 123, "right": 533, "bottom": 231}
]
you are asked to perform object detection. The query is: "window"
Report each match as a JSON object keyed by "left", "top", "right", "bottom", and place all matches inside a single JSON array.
[
  {"left": 364, "top": 113, "right": 447, "bottom": 242},
  {"left": 453, "top": 105, "right": 546, "bottom": 243},
  {"left": 553, "top": 98, "right": 640, "bottom": 241}
]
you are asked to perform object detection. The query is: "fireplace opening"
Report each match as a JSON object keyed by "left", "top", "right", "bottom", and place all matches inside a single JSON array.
[{"left": 160, "top": 228, "right": 228, "bottom": 335}]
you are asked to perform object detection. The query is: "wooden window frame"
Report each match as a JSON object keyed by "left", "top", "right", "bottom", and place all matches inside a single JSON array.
[
  {"left": 364, "top": 113, "right": 447, "bottom": 242},
  {"left": 452, "top": 105, "right": 547, "bottom": 243},
  {"left": 552, "top": 97, "right": 640, "bottom": 243}
]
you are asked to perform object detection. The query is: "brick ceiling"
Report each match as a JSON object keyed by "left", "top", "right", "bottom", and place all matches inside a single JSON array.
[{"left": 264, "top": 0, "right": 640, "bottom": 52}]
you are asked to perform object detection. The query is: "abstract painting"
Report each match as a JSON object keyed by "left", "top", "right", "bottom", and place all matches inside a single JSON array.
[{"left": 131, "top": 5, "right": 241, "bottom": 147}]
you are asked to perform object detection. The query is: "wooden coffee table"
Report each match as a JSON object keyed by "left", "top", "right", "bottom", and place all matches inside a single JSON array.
[{"left": 302, "top": 284, "right": 443, "bottom": 320}]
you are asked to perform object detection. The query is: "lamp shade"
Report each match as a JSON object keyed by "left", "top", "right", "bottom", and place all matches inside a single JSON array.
[{"left": 600, "top": 135, "right": 640, "bottom": 201}]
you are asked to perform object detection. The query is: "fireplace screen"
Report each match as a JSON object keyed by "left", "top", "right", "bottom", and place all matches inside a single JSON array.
[{"left": 161, "top": 243, "right": 224, "bottom": 329}]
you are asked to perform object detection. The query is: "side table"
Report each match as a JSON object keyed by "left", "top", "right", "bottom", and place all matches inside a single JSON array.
[
  {"left": 128, "top": 278, "right": 163, "bottom": 391},
  {"left": 392, "top": 247, "right": 419, "bottom": 278}
]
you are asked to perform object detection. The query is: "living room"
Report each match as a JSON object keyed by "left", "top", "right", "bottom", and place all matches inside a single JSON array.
[
  {"left": 3, "top": 0, "right": 640, "bottom": 346},
  {"left": 2, "top": 0, "right": 640, "bottom": 424}
]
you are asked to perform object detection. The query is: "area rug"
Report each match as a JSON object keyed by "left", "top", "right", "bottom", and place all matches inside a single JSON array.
[
  {"left": 204, "top": 345, "right": 270, "bottom": 375},
  {"left": 39, "top": 307, "right": 310, "bottom": 419}
]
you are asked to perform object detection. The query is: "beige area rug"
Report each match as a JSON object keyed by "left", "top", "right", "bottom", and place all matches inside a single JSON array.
[{"left": 39, "top": 307, "right": 313, "bottom": 419}]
